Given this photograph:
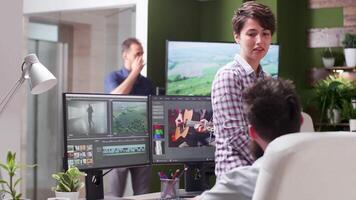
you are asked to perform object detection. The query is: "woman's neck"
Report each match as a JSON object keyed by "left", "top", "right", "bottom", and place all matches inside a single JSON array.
[{"left": 240, "top": 54, "right": 260, "bottom": 71}]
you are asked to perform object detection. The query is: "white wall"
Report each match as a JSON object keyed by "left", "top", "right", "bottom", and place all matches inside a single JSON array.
[
  {"left": 24, "top": 0, "right": 148, "bottom": 76},
  {"left": 0, "top": 0, "right": 26, "bottom": 195},
  {"left": 117, "top": 8, "right": 136, "bottom": 70}
]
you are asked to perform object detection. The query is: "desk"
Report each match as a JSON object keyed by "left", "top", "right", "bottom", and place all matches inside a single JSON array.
[{"left": 101, "top": 189, "right": 199, "bottom": 200}]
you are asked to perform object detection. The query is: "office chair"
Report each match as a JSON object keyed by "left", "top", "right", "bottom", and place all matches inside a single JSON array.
[
  {"left": 252, "top": 132, "right": 356, "bottom": 200},
  {"left": 301, "top": 112, "right": 314, "bottom": 132}
]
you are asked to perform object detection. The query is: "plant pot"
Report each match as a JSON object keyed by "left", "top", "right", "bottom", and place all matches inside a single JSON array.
[
  {"left": 350, "top": 119, "right": 356, "bottom": 132},
  {"left": 327, "top": 108, "right": 341, "bottom": 125},
  {"left": 55, "top": 191, "right": 79, "bottom": 200},
  {"left": 322, "top": 57, "right": 335, "bottom": 68},
  {"left": 352, "top": 99, "right": 356, "bottom": 109},
  {"left": 344, "top": 48, "right": 356, "bottom": 67}
]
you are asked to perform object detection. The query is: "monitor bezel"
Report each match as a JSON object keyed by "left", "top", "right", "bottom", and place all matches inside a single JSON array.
[{"left": 63, "top": 92, "right": 151, "bottom": 171}]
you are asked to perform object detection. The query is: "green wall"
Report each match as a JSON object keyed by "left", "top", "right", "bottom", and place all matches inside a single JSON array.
[
  {"left": 199, "top": 0, "right": 243, "bottom": 42},
  {"left": 277, "top": 0, "right": 308, "bottom": 93},
  {"left": 147, "top": 0, "right": 201, "bottom": 88}
]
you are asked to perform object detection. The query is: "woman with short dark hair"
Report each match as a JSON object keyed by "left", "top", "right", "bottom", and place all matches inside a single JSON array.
[{"left": 212, "top": 1, "right": 276, "bottom": 178}]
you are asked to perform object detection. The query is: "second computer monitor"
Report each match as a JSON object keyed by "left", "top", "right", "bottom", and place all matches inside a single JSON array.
[{"left": 150, "top": 96, "right": 215, "bottom": 163}]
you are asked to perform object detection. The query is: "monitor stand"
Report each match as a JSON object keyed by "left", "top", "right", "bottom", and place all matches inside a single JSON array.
[
  {"left": 182, "top": 163, "right": 211, "bottom": 197},
  {"left": 85, "top": 169, "right": 104, "bottom": 200}
]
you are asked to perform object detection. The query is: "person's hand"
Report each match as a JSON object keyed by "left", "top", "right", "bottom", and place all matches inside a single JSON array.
[
  {"left": 131, "top": 55, "right": 144, "bottom": 75},
  {"left": 194, "top": 119, "right": 208, "bottom": 133},
  {"left": 175, "top": 112, "right": 183, "bottom": 127}
]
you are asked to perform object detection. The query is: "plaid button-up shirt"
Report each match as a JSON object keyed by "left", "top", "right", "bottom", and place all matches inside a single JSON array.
[{"left": 212, "top": 54, "right": 266, "bottom": 178}]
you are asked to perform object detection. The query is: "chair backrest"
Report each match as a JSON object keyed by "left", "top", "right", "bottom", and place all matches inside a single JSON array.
[
  {"left": 300, "top": 112, "right": 314, "bottom": 132},
  {"left": 252, "top": 132, "right": 356, "bottom": 200}
]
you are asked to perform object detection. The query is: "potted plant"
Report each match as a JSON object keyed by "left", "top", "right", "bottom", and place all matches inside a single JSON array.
[
  {"left": 52, "top": 167, "right": 86, "bottom": 200},
  {"left": 313, "top": 75, "right": 354, "bottom": 125},
  {"left": 342, "top": 33, "right": 356, "bottom": 67},
  {"left": 322, "top": 47, "right": 335, "bottom": 68},
  {"left": 341, "top": 99, "right": 356, "bottom": 132},
  {"left": 0, "top": 151, "right": 35, "bottom": 200}
]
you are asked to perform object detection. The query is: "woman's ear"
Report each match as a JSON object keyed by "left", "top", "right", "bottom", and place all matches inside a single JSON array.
[{"left": 234, "top": 32, "right": 240, "bottom": 44}]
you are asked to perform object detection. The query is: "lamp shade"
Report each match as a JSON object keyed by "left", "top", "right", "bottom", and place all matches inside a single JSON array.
[{"left": 24, "top": 54, "right": 57, "bottom": 94}]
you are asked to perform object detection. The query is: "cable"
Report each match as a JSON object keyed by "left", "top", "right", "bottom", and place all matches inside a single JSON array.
[{"left": 89, "top": 168, "right": 114, "bottom": 185}]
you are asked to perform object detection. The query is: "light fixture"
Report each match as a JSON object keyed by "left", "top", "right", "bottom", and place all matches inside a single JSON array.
[
  {"left": 0, "top": 53, "right": 57, "bottom": 199},
  {"left": 0, "top": 53, "right": 57, "bottom": 115}
]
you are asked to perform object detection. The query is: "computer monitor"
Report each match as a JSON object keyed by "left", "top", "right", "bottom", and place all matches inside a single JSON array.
[
  {"left": 63, "top": 93, "right": 150, "bottom": 199},
  {"left": 150, "top": 95, "right": 215, "bottom": 163},
  {"left": 166, "top": 40, "right": 280, "bottom": 95},
  {"left": 63, "top": 93, "right": 150, "bottom": 170},
  {"left": 150, "top": 95, "right": 215, "bottom": 192}
]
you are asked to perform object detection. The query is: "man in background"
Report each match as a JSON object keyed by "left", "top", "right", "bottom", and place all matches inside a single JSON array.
[
  {"left": 104, "top": 38, "right": 154, "bottom": 197},
  {"left": 196, "top": 78, "right": 302, "bottom": 200}
]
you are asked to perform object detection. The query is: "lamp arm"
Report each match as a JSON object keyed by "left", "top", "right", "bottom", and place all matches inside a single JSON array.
[
  {"left": 0, "top": 68, "right": 25, "bottom": 196},
  {"left": 0, "top": 62, "right": 26, "bottom": 116}
]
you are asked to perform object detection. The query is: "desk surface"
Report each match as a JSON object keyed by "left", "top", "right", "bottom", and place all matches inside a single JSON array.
[{"left": 102, "top": 189, "right": 198, "bottom": 200}]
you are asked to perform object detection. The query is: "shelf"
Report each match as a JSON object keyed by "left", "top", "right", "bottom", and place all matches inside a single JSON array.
[
  {"left": 307, "top": 67, "right": 356, "bottom": 86},
  {"left": 324, "top": 66, "right": 356, "bottom": 71}
]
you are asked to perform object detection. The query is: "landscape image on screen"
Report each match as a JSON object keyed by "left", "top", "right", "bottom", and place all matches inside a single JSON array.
[
  {"left": 67, "top": 101, "right": 108, "bottom": 135},
  {"left": 166, "top": 41, "right": 279, "bottom": 95},
  {"left": 112, "top": 101, "right": 147, "bottom": 135}
]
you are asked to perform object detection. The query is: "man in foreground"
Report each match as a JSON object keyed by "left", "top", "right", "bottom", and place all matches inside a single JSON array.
[{"left": 197, "top": 78, "right": 302, "bottom": 200}]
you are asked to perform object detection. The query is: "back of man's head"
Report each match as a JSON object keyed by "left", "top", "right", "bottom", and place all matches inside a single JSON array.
[{"left": 243, "top": 79, "right": 301, "bottom": 143}]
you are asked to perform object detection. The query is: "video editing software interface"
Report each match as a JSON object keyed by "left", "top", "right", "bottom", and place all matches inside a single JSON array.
[
  {"left": 63, "top": 94, "right": 150, "bottom": 170},
  {"left": 150, "top": 95, "right": 215, "bottom": 163}
]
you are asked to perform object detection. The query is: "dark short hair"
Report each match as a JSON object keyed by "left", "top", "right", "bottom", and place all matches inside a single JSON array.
[
  {"left": 243, "top": 79, "right": 301, "bottom": 142},
  {"left": 121, "top": 38, "right": 142, "bottom": 53},
  {"left": 232, "top": 1, "right": 276, "bottom": 35}
]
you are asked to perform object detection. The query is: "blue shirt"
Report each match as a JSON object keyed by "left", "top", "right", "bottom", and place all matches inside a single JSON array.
[{"left": 104, "top": 68, "right": 155, "bottom": 95}]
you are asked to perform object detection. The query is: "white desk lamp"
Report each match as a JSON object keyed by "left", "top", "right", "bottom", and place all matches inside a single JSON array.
[
  {"left": 0, "top": 53, "right": 57, "bottom": 115},
  {"left": 0, "top": 54, "right": 57, "bottom": 199}
]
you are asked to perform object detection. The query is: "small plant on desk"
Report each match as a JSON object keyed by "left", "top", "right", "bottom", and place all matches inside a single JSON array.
[{"left": 52, "top": 167, "right": 86, "bottom": 200}]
